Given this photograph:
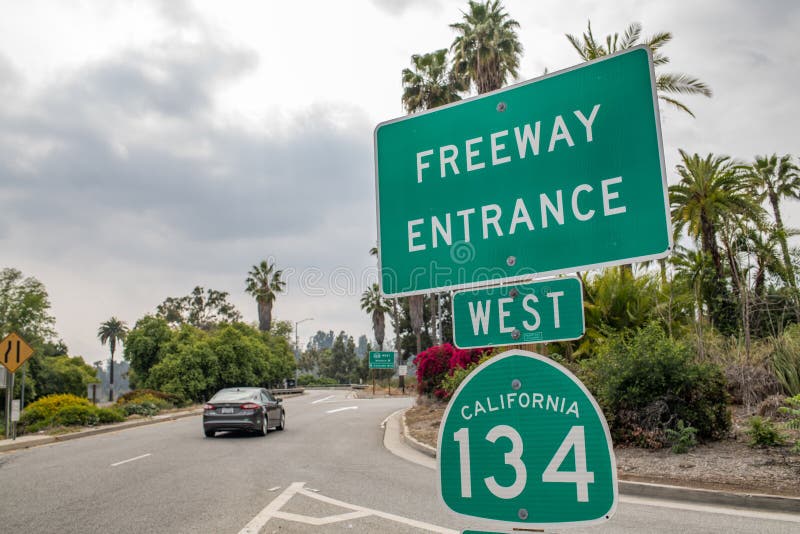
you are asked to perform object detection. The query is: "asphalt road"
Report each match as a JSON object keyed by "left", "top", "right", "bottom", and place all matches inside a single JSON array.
[{"left": 0, "top": 389, "right": 798, "bottom": 533}]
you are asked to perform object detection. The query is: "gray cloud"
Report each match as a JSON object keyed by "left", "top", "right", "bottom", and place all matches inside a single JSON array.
[
  {"left": 0, "top": 36, "right": 375, "bottom": 284},
  {"left": 370, "top": 0, "right": 446, "bottom": 16}
]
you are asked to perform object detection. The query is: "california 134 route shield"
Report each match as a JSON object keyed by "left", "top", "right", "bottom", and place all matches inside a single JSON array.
[{"left": 437, "top": 350, "right": 617, "bottom": 529}]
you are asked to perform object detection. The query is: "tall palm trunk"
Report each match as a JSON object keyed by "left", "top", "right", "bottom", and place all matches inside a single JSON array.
[
  {"left": 257, "top": 301, "right": 272, "bottom": 331},
  {"left": 700, "top": 213, "right": 724, "bottom": 280},
  {"left": 373, "top": 311, "right": 385, "bottom": 351},
  {"left": 409, "top": 295, "right": 424, "bottom": 355},
  {"left": 109, "top": 345, "right": 115, "bottom": 402},
  {"left": 768, "top": 190, "right": 797, "bottom": 288}
]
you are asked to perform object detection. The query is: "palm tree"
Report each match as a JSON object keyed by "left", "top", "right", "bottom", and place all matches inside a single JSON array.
[
  {"left": 402, "top": 49, "right": 465, "bottom": 113},
  {"left": 742, "top": 224, "right": 795, "bottom": 296},
  {"left": 566, "top": 21, "right": 711, "bottom": 117},
  {"left": 671, "top": 245, "right": 713, "bottom": 321},
  {"left": 97, "top": 317, "right": 128, "bottom": 402},
  {"left": 245, "top": 259, "right": 286, "bottom": 332},
  {"left": 408, "top": 295, "right": 425, "bottom": 355},
  {"left": 670, "top": 151, "right": 763, "bottom": 330},
  {"left": 360, "top": 283, "right": 390, "bottom": 350},
  {"left": 745, "top": 154, "right": 800, "bottom": 288},
  {"left": 450, "top": 0, "right": 523, "bottom": 95},
  {"left": 670, "top": 151, "right": 759, "bottom": 280}
]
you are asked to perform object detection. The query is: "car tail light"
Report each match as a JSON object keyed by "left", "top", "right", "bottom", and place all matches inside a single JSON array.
[
  {"left": 203, "top": 404, "right": 215, "bottom": 411},
  {"left": 240, "top": 403, "right": 260, "bottom": 410}
]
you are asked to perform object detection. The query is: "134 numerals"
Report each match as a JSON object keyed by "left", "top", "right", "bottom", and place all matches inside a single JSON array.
[{"left": 453, "top": 425, "right": 594, "bottom": 502}]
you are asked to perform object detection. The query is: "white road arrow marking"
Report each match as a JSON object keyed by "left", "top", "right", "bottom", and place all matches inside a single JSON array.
[
  {"left": 238, "top": 482, "right": 458, "bottom": 534},
  {"left": 311, "top": 395, "right": 335, "bottom": 404}
]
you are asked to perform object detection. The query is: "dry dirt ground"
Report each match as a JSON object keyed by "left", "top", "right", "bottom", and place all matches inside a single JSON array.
[{"left": 404, "top": 400, "right": 800, "bottom": 498}]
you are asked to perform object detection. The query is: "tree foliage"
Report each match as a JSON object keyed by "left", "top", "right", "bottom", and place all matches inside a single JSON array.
[
  {"left": 123, "top": 315, "right": 172, "bottom": 387},
  {"left": 0, "top": 267, "right": 56, "bottom": 344},
  {"left": 126, "top": 321, "right": 294, "bottom": 403},
  {"left": 450, "top": 0, "right": 523, "bottom": 94},
  {"left": 156, "top": 286, "right": 241, "bottom": 330},
  {"left": 245, "top": 259, "right": 285, "bottom": 332},
  {"left": 566, "top": 20, "right": 711, "bottom": 116}
]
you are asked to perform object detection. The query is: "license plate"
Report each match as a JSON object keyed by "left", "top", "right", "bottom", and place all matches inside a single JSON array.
[{"left": 220, "top": 408, "right": 234, "bottom": 414}]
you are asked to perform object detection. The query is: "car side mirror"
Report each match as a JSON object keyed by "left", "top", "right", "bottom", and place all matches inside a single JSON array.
[{"left": 277, "top": 398, "right": 282, "bottom": 404}]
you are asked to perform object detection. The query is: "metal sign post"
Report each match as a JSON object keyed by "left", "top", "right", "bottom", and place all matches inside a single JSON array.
[
  {"left": 4, "top": 371, "right": 13, "bottom": 439},
  {"left": 1, "top": 333, "right": 35, "bottom": 439}
]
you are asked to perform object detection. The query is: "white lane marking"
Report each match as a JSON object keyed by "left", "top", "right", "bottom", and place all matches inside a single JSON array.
[
  {"left": 273, "top": 510, "right": 371, "bottom": 525},
  {"left": 267, "top": 486, "right": 281, "bottom": 492},
  {"left": 297, "top": 487, "right": 458, "bottom": 533},
  {"left": 239, "top": 482, "right": 305, "bottom": 534},
  {"left": 311, "top": 395, "right": 335, "bottom": 404},
  {"left": 239, "top": 482, "right": 458, "bottom": 534},
  {"left": 110, "top": 453, "right": 151, "bottom": 467},
  {"left": 326, "top": 406, "right": 358, "bottom": 414},
  {"left": 620, "top": 494, "right": 800, "bottom": 523}
]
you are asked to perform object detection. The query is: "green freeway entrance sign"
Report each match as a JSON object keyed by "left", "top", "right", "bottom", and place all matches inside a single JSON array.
[
  {"left": 374, "top": 46, "right": 670, "bottom": 296},
  {"left": 452, "top": 277, "right": 584, "bottom": 349},
  {"left": 369, "top": 351, "right": 395, "bottom": 369},
  {"left": 438, "top": 350, "right": 617, "bottom": 529}
]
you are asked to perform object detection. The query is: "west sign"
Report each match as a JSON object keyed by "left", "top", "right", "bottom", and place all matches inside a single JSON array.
[
  {"left": 452, "top": 277, "right": 584, "bottom": 349},
  {"left": 374, "top": 46, "right": 670, "bottom": 296}
]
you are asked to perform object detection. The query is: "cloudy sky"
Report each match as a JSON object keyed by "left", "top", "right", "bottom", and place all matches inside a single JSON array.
[{"left": 1, "top": 0, "right": 798, "bottom": 365}]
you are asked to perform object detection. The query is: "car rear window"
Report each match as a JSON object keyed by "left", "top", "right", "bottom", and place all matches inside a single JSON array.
[{"left": 210, "top": 390, "right": 259, "bottom": 402}]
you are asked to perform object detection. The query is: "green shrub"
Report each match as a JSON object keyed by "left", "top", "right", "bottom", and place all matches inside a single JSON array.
[
  {"left": 17, "top": 393, "right": 128, "bottom": 433},
  {"left": 664, "top": 420, "right": 698, "bottom": 454},
  {"left": 52, "top": 404, "right": 100, "bottom": 427},
  {"left": 297, "top": 375, "right": 338, "bottom": 386},
  {"left": 122, "top": 402, "right": 160, "bottom": 417},
  {"left": 778, "top": 395, "right": 800, "bottom": 429},
  {"left": 746, "top": 416, "right": 785, "bottom": 447},
  {"left": 772, "top": 327, "right": 800, "bottom": 396},
  {"left": 20, "top": 394, "right": 93, "bottom": 431},
  {"left": 97, "top": 407, "right": 126, "bottom": 423},
  {"left": 580, "top": 324, "right": 731, "bottom": 448},
  {"left": 116, "top": 389, "right": 184, "bottom": 408}
]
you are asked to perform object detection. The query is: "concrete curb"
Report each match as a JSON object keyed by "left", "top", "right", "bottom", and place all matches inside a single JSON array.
[
  {"left": 0, "top": 409, "right": 203, "bottom": 453},
  {"left": 395, "top": 408, "right": 800, "bottom": 515},
  {"left": 401, "top": 410, "right": 438, "bottom": 457}
]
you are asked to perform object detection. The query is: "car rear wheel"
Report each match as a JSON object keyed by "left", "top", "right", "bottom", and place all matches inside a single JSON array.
[
  {"left": 258, "top": 413, "right": 268, "bottom": 436},
  {"left": 277, "top": 411, "right": 285, "bottom": 431},
  {"left": 204, "top": 429, "right": 215, "bottom": 438}
]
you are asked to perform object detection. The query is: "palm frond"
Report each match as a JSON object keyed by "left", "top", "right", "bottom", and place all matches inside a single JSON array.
[
  {"left": 657, "top": 72, "right": 713, "bottom": 97},
  {"left": 620, "top": 22, "right": 641, "bottom": 48},
  {"left": 659, "top": 94, "right": 696, "bottom": 117}
]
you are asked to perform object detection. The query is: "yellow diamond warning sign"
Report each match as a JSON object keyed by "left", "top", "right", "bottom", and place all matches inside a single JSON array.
[{"left": 1, "top": 333, "right": 34, "bottom": 373}]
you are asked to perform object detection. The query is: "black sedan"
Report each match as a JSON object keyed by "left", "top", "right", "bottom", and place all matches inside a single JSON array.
[{"left": 203, "top": 387, "right": 285, "bottom": 438}]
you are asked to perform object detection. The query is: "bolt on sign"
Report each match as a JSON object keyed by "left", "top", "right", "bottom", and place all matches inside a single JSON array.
[
  {"left": 369, "top": 351, "right": 396, "bottom": 369},
  {"left": 438, "top": 350, "right": 617, "bottom": 530},
  {"left": 374, "top": 46, "right": 670, "bottom": 296},
  {"left": 452, "top": 277, "right": 584, "bottom": 350},
  {"left": 1, "top": 333, "right": 35, "bottom": 373}
]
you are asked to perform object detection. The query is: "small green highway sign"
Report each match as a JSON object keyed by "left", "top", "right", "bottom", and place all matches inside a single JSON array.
[
  {"left": 374, "top": 46, "right": 670, "bottom": 296},
  {"left": 452, "top": 277, "right": 584, "bottom": 349},
  {"left": 438, "top": 350, "right": 617, "bottom": 529},
  {"left": 368, "top": 351, "right": 396, "bottom": 369}
]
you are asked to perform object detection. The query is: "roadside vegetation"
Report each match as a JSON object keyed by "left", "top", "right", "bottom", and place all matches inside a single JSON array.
[
  {"left": 367, "top": 1, "right": 800, "bottom": 456},
  {"left": 1, "top": 256, "right": 298, "bottom": 436}
]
